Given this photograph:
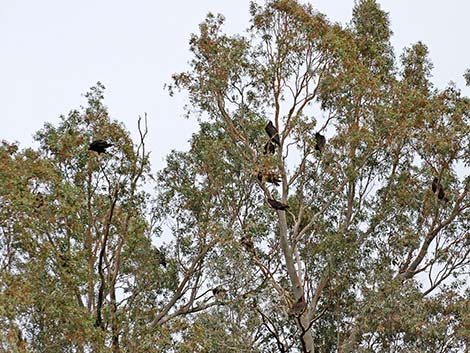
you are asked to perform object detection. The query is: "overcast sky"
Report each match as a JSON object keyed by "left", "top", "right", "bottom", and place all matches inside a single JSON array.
[{"left": 1, "top": 1, "right": 469, "bottom": 170}]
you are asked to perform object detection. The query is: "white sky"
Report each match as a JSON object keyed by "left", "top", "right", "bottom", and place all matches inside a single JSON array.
[{"left": 1, "top": 0, "right": 469, "bottom": 170}]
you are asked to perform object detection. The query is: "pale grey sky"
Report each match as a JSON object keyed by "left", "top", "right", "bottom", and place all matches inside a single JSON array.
[{"left": 1, "top": 1, "right": 469, "bottom": 170}]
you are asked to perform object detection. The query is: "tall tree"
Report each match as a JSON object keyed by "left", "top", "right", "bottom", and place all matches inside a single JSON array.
[
  {"left": 168, "top": 0, "right": 470, "bottom": 351},
  {"left": 2, "top": 1, "right": 470, "bottom": 352},
  {"left": 0, "top": 84, "right": 238, "bottom": 352}
]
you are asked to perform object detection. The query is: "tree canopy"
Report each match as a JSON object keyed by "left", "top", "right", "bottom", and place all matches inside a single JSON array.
[{"left": 2, "top": 1, "right": 470, "bottom": 352}]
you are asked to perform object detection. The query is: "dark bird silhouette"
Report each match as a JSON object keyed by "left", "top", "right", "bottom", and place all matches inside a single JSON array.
[
  {"left": 265, "top": 121, "right": 281, "bottom": 146},
  {"left": 212, "top": 287, "right": 227, "bottom": 299},
  {"left": 432, "top": 177, "right": 449, "bottom": 202},
  {"left": 315, "top": 132, "right": 326, "bottom": 153},
  {"left": 431, "top": 177, "right": 438, "bottom": 193},
  {"left": 264, "top": 140, "right": 276, "bottom": 154},
  {"left": 267, "top": 198, "right": 289, "bottom": 210},
  {"left": 88, "top": 140, "right": 114, "bottom": 154},
  {"left": 289, "top": 298, "right": 307, "bottom": 317},
  {"left": 257, "top": 172, "right": 281, "bottom": 186}
]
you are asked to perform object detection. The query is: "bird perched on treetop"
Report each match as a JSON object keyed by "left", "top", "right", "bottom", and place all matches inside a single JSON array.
[
  {"left": 432, "top": 177, "right": 449, "bottom": 202},
  {"left": 88, "top": 140, "right": 114, "bottom": 154},
  {"left": 265, "top": 121, "right": 281, "bottom": 146},
  {"left": 315, "top": 132, "right": 326, "bottom": 153},
  {"left": 267, "top": 198, "right": 289, "bottom": 210}
]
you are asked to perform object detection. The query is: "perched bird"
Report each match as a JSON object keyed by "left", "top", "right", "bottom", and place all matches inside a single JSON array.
[
  {"left": 432, "top": 177, "right": 449, "bottom": 202},
  {"left": 257, "top": 171, "right": 281, "bottom": 186},
  {"left": 315, "top": 132, "right": 326, "bottom": 153},
  {"left": 264, "top": 140, "right": 276, "bottom": 154},
  {"left": 267, "top": 198, "right": 289, "bottom": 210},
  {"left": 431, "top": 177, "right": 438, "bottom": 193},
  {"left": 265, "top": 121, "right": 281, "bottom": 146},
  {"left": 88, "top": 140, "right": 114, "bottom": 154},
  {"left": 212, "top": 287, "right": 227, "bottom": 299},
  {"left": 289, "top": 298, "right": 307, "bottom": 317}
]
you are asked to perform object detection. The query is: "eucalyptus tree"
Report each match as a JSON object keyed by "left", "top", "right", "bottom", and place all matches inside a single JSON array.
[
  {"left": 0, "top": 84, "right": 234, "bottom": 353},
  {"left": 167, "top": 0, "right": 470, "bottom": 351},
  {"left": 2, "top": 1, "right": 470, "bottom": 352}
]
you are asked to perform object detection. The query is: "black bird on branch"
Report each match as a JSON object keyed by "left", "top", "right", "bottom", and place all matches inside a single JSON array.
[
  {"left": 88, "top": 140, "right": 114, "bottom": 154},
  {"left": 265, "top": 121, "right": 281, "bottom": 146},
  {"left": 267, "top": 198, "right": 289, "bottom": 210},
  {"left": 315, "top": 132, "right": 326, "bottom": 153},
  {"left": 432, "top": 177, "right": 449, "bottom": 202}
]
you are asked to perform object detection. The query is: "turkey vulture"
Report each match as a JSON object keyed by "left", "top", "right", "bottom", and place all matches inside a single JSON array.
[
  {"left": 265, "top": 121, "right": 281, "bottom": 146},
  {"left": 432, "top": 177, "right": 449, "bottom": 202},
  {"left": 264, "top": 140, "right": 276, "bottom": 154},
  {"left": 267, "top": 198, "right": 288, "bottom": 210},
  {"left": 315, "top": 132, "right": 326, "bottom": 153},
  {"left": 88, "top": 140, "right": 114, "bottom": 154}
]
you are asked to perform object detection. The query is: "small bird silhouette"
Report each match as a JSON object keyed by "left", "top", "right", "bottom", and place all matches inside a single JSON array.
[
  {"left": 265, "top": 121, "right": 281, "bottom": 146},
  {"left": 315, "top": 132, "right": 326, "bottom": 153},
  {"left": 267, "top": 198, "right": 289, "bottom": 210},
  {"left": 432, "top": 177, "right": 449, "bottom": 202},
  {"left": 88, "top": 140, "right": 114, "bottom": 154}
]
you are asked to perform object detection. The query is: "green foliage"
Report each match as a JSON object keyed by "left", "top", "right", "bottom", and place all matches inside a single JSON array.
[
  {"left": 2, "top": 1, "right": 470, "bottom": 352},
  {"left": 464, "top": 68, "right": 470, "bottom": 86},
  {"left": 0, "top": 84, "right": 171, "bottom": 352},
  {"left": 166, "top": 0, "right": 470, "bottom": 351}
]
